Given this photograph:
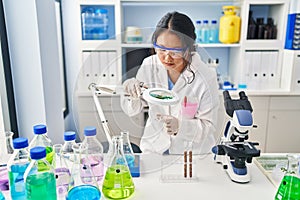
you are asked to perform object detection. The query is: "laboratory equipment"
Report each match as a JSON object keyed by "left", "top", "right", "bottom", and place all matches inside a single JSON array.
[
  {"left": 0, "top": 166, "right": 8, "bottom": 191},
  {"left": 142, "top": 88, "right": 179, "bottom": 106},
  {"left": 67, "top": 185, "right": 101, "bottom": 200},
  {"left": 102, "top": 135, "right": 135, "bottom": 199},
  {"left": 0, "top": 191, "right": 4, "bottom": 200},
  {"left": 181, "top": 96, "right": 198, "bottom": 119},
  {"left": 209, "top": 20, "right": 219, "bottom": 43},
  {"left": 275, "top": 154, "right": 300, "bottom": 200},
  {"left": 195, "top": 20, "right": 202, "bottom": 43},
  {"left": 81, "top": 126, "right": 104, "bottom": 183},
  {"left": 24, "top": 146, "right": 57, "bottom": 200},
  {"left": 61, "top": 131, "right": 77, "bottom": 162},
  {"left": 68, "top": 143, "right": 99, "bottom": 189},
  {"left": 53, "top": 144, "right": 70, "bottom": 199},
  {"left": 124, "top": 26, "right": 143, "bottom": 43},
  {"left": 201, "top": 20, "right": 210, "bottom": 43},
  {"left": 7, "top": 137, "right": 30, "bottom": 200},
  {"left": 29, "top": 124, "right": 54, "bottom": 168},
  {"left": 5, "top": 131, "right": 14, "bottom": 154},
  {"left": 219, "top": 6, "right": 241, "bottom": 43},
  {"left": 212, "top": 91, "right": 260, "bottom": 183},
  {"left": 121, "top": 131, "right": 140, "bottom": 177}
]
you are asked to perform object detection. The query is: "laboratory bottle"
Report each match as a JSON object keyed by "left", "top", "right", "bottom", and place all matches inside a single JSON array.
[
  {"left": 53, "top": 144, "right": 71, "bottom": 200},
  {"left": 81, "top": 7, "right": 94, "bottom": 40},
  {"left": 81, "top": 126, "right": 104, "bottom": 183},
  {"left": 219, "top": 6, "right": 241, "bottom": 44},
  {"left": 24, "top": 146, "right": 57, "bottom": 200},
  {"left": 209, "top": 20, "right": 219, "bottom": 43},
  {"left": 201, "top": 20, "right": 210, "bottom": 43},
  {"left": 121, "top": 131, "right": 135, "bottom": 168},
  {"left": 247, "top": 10, "right": 257, "bottom": 39},
  {"left": 67, "top": 143, "right": 101, "bottom": 200},
  {"left": 102, "top": 135, "right": 135, "bottom": 199},
  {"left": 7, "top": 137, "right": 30, "bottom": 200},
  {"left": 195, "top": 20, "right": 202, "bottom": 43},
  {"left": 256, "top": 18, "right": 265, "bottom": 40},
  {"left": 93, "top": 8, "right": 109, "bottom": 40},
  {"left": 28, "top": 124, "right": 54, "bottom": 169},
  {"left": 61, "top": 131, "right": 76, "bottom": 162},
  {"left": 275, "top": 154, "right": 300, "bottom": 200}
]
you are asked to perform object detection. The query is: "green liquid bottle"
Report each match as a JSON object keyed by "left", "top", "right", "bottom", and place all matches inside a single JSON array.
[
  {"left": 102, "top": 136, "right": 135, "bottom": 199},
  {"left": 275, "top": 155, "right": 300, "bottom": 200},
  {"left": 24, "top": 146, "right": 57, "bottom": 200},
  {"left": 29, "top": 124, "right": 54, "bottom": 170}
]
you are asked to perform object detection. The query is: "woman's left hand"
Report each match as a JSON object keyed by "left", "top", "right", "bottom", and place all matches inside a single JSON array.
[{"left": 157, "top": 114, "right": 179, "bottom": 136}]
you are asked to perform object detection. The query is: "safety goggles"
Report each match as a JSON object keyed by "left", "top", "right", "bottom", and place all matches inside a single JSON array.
[{"left": 153, "top": 42, "right": 187, "bottom": 59}]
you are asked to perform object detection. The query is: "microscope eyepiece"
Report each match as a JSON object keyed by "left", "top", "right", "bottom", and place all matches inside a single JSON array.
[
  {"left": 223, "top": 90, "right": 231, "bottom": 100},
  {"left": 239, "top": 91, "right": 248, "bottom": 100}
]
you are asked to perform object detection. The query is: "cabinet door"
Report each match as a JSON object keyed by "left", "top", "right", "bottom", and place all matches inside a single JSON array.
[{"left": 266, "top": 97, "right": 300, "bottom": 153}]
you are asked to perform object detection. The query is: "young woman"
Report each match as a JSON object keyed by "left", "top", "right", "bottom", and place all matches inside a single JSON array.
[{"left": 121, "top": 11, "right": 219, "bottom": 154}]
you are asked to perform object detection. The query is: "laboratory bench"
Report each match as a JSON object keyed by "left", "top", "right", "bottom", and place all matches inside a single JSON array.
[{"left": 1, "top": 153, "right": 278, "bottom": 200}]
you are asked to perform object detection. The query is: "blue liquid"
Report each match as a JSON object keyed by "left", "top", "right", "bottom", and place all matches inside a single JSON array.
[
  {"left": 116, "top": 155, "right": 135, "bottom": 167},
  {"left": 0, "top": 191, "right": 5, "bottom": 200},
  {"left": 67, "top": 185, "right": 101, "bottom": 200},
  {"left": 8, "top": 163, "right": 29, "bottom": 200}
]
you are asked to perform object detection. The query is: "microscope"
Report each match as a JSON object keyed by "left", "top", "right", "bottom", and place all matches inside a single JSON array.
[{"left": 212, "top": 90, "right": 260, "bottom": 183}]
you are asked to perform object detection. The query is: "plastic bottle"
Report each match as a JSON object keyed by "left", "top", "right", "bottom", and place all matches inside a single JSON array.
[
  {"left": 81, "top": 126, "right": 104, "bottom": 184},
  {"left": 61, "top": 131, "right": 76, "bottom": 161},
  {"left": 53, "top": 144, "right": 70, "bottom": 200},
  {"left": 24, "top": 146, "right": 57, "bottom": 200},
  {"left": 209, "top": 20, "right": 219, "bottom": 43},
  {"left": 93, "top": 8, "right": 109, "bottom": 40},
  {"left": 195, "top": 20, "right": 202, "bottom": 43},
  {"left": 201, "top": 20, "right": 210, "bottom": 43},
  {"left": 219, "top": 6, "right": 241, "bottom": 43},
  {"left": 81, "top": 7, "right": 94, "bottom": 40},
  {"left": 7, "top": 138, "right": 30, "bottom": 200},
  {"left": 28, "top": 124, "right": 54, "bottom": 169},
  {"left": 102, "top": 135, "right": 135, "bottom": 199}
]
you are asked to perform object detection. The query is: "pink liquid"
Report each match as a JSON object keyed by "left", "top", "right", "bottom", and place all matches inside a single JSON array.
[
  {"left": 81, "top": 155, "right": 104, "bottom": 184},
  {"left": 55, "top": 167, "right": 70, "bottom": 197}
]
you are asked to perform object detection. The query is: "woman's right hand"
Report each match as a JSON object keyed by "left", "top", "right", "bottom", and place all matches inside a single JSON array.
[{"left": 123, "top": 78, "right": 142, "bottom": 98}]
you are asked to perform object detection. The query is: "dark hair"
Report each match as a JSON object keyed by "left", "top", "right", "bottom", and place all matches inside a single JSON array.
[
  {"left": 151, "top": 11, "right": 196, "bottom": 52},
  {"left": 152, "top": 11, "right": 196, "bottom": 83}
]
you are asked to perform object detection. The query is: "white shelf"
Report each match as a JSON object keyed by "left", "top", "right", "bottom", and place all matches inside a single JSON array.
[
  {"left": 121, "top": 43, "right": 240, "bottom": 48},
  {"left": 243, "top": 40, "right": 283, "bottom": 50}
]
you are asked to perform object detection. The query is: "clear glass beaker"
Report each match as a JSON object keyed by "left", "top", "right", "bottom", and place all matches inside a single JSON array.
[
  {"left": 275, "top": 154, "right": 300, "bottom": 200},
  {"left": 5, "top": 131, "right": 14, "bottom": 154},
  {"left": 102, "top": 135, "right": 135, "bottom": 199}
]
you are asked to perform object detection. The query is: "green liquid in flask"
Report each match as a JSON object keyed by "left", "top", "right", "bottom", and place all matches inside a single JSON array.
[
  {"left": 275, "top": 175, "right": 300, "bottom": 200},
  {"left": 102, "top": 164, "right": 135, "bottom": 199},
  {"left": 25, "top": 172, "right": 57, "bottom": 200},
  {"left": 37, "top": 147, "right": 54, "bottom": 171}
]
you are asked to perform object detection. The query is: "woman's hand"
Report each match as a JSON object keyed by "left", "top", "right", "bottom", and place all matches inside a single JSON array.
[
  {"left": 123, "top": 78, "right": 142, "bottom": 98},
  {"left": 157, "top": 114, "right": 179, "bottom": 136}
]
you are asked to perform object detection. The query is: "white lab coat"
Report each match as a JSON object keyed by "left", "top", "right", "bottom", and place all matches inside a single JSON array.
[{"left": 121, "top": 52, "right": 220, "bottom": 154}]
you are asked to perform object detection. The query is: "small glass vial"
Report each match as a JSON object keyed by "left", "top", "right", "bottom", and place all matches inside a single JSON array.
[
  {"left": 61, "top": 131, "right": 76, "bottom": 161},
  {"left": 102, "top": 135, "right": 135, "bottom": 199},
  {"left": 7, "top": 137, "right": 30, "bottom": 200},
  {"left": 24, "top": 146, "right": 57, "bottom": 200},
  {"left": 5, "top": 131, "right": 14, "bottom": 154}
]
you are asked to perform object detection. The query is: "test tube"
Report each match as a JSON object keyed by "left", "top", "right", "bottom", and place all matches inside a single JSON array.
[
  {"left": 189, "top": 151, "right": 192, "bottom": 178},
  {"left": 184, "top": 151, "right": 187, "bottom": 178}
]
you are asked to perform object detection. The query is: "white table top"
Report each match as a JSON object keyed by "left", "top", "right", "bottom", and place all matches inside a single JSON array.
[{"left": 2, "top": 153, "right": 277, "bottom": 200}]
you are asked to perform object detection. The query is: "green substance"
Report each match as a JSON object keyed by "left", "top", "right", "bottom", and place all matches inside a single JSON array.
[
  {"left": 150, "top": 92, "right": 173, "bottom": 99},
  {"left": 275, "top": 175, "right": 300, "bottom": 200},
  {"left": 25, "top": 172, "right": 57, "bottom": 200},
  {"left": 37, "top": 146, "right": 54, "bottom": 171},
  {"left": 102, "top": 165, "right": 135, "bottom": 199}
]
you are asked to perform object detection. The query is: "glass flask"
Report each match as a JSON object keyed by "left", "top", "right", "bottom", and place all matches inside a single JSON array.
[
  {"left": 0, "top": 190, "right": 4, "bottom": 200},
  {"left": 28, "top": 124, "right": 54, "bottom": 168},
  {"left": 67, "top": 143, "right": 101, "bottom": 200},
  {"left": 53, "top": 144, "right": 71, "bottom": 199},
  {"left": 81, "top": 126, "right": 104, "bottom": 184},
  {"left": 24, "top": 146, "right": 57, "bottom": 200},
  {"left": 275, "top": 154, "right": 300, "bottom": 200},
  {"left": 7, "top": 137, "right": 30, "bottom": 200},
  {"left": 121, "top": 131, "right": 135, "bottom": 168},
  {"left": 5, "top": 131, "right": 14, "bottom": 154},
  {"left": 102, "top": 135, "right": 135, "bottom": 199}
]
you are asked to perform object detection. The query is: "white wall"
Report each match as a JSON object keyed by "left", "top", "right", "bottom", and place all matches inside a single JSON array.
[{"left": 3, "top": 0, "right": 64, "bottom": 144}]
